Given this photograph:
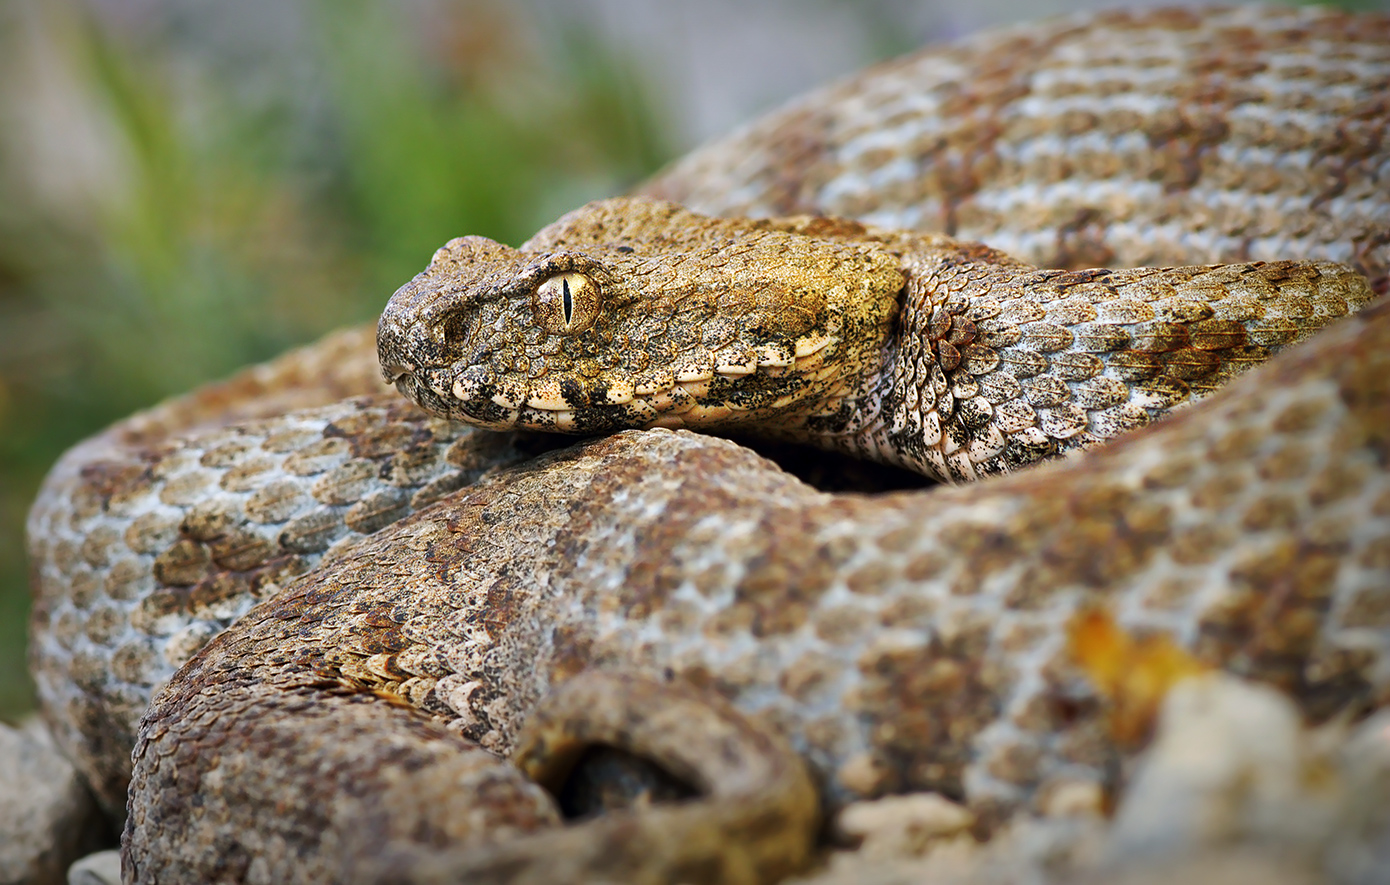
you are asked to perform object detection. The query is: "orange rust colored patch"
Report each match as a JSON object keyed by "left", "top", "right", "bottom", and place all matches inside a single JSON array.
[{"left": 1066, "top": 607, "right": 1207, "bottom": 747}]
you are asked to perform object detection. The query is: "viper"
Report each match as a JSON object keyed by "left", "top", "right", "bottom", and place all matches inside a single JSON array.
[{"left": 23, "top": 7, "right": 1390, "bottom": 883}]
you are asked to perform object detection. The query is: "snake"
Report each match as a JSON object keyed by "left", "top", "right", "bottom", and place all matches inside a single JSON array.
[{"left": 22, "top": 6, "right": 1390, "bottom": 883}]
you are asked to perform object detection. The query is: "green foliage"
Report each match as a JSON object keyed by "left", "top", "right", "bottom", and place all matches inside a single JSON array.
[{"left": 0, "top": 0, "right": 673, "bottom": 720}]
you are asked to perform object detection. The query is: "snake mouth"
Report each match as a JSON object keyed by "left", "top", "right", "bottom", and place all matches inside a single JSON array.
[
  {"left": 387, "top": 371, "right": 427, "bottom": 410},
  {"left": 380, "top": 361, "right": 414, "bottom": 386},
  {"left": 385, "top": 333, "right": 855, "bottom": 435},
  {"left": 387, "top": 361, "right": 763, "bottom": 433}
]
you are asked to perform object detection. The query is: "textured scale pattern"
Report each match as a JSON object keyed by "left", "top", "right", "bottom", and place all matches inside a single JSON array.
[
  {"left": 881, "top": 250, "right": 1370, "bottom": 479},
  {"left": 18, "top": 5, "right": 1390, "bottom": 883},
  {"left": 127, "top": 303, "right": 1390, "bottom": 883},
  {"left": 26, "top": 328, "right": 545, "bottom": 810},
  {"left": 645, "top": 6, "right": 1390, "bottom": 292},
  {"left": 378, "top": 200, "right": 1371, "bottom": 480}
]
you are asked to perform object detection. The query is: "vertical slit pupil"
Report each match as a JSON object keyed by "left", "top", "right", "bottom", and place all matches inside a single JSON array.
[{"left": 562, "top": 278, "right": 573, "bottom": 327}]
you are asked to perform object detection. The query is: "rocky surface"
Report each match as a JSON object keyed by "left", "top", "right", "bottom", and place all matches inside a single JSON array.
[
  {"left": 791, "top": 675, "right": 1390, "bottom": 885},
  {"left": 0, "top": 719, "right": 103, "bottom": 885},
  {"left": 64, "top": 852, "right": 119, "bottom": 885}
]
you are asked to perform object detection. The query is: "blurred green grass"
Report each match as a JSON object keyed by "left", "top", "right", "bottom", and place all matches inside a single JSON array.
[{"left": 0, "top": 0, "right": 672, "bottom": 720}]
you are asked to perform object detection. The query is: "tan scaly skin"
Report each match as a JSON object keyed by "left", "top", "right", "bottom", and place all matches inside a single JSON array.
[
  {"left": 377, "top": 197, "right": 1372, "bottom": 481},
  {"left": 18, "top": 6, "right": 1390, "bottom": 883}
]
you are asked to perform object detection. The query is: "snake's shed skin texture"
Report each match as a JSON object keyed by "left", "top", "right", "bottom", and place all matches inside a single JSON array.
[{"left": 16, "top": 4, "right": 1390, "bottom": 883}]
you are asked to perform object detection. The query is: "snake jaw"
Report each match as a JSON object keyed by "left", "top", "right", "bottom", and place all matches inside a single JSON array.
[{"left": 380, "top": 359, "right": 414, "bottom": 387}]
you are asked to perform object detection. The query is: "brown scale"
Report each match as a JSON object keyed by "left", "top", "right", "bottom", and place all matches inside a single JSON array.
[{"left": 22, "top": 7, "right": 1390, "bottom": 883}]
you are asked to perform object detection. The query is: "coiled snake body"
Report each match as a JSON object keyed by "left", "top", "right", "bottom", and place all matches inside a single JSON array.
[{"left": 24, "top": 7, "right": 1390, "bottom": 883}]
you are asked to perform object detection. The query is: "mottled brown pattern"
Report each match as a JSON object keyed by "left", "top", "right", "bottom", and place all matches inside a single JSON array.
[
  {"left": 28, "top": 379, "right": 546, "bottom": 811},
  {"left": 647, "top": 7, "right": 1390, "bottom": 294},
  {"left": 20, "top": 6, "right": 1390, "bottom": 884},
  {"left": 127, "top": 303, "right": 1390, "bottom": 881},
  {"left": 379, "top": 198, "right": 1371, "bottom": 482}
]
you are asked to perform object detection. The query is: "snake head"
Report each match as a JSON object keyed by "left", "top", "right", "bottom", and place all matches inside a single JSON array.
[{"left": 377, "top": 197, "right": 902, "bottom": 433}]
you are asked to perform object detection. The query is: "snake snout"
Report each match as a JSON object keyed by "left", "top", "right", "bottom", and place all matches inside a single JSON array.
[{"left": 380, "top": 359, "right": 415, "bottom": 386}]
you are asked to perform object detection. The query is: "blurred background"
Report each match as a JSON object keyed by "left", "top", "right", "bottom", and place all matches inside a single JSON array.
[{"left": 0, "top": 0, "right": 1383, "bottom": 721}]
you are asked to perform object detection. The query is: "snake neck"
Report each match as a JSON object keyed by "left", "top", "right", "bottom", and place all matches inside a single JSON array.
[
  {"left": 798, "top": 248, "right": 1379, "bottom": 483},
  {"left": 794, "top": 249, "right": 1039, "bottom": 483},
  {"left": 869, "top": 266, "right": 1045, "bottom": 482}
]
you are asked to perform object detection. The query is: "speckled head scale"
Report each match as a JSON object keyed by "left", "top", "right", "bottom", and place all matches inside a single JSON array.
[
  {"left": 378, "top": 235, "right": 633, "bottom": 429},
  {"left": 377, "top": 196, "right": 905, "bottom": 436}
]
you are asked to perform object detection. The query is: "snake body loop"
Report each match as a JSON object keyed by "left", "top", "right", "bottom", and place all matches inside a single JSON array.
[{"left": 22, "top": 6, "right": 1390, "bottom": 883}]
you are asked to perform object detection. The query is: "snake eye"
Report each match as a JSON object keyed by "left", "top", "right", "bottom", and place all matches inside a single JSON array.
[{"left": 534, "top": 272, "right": 601, "bottom": 335}]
